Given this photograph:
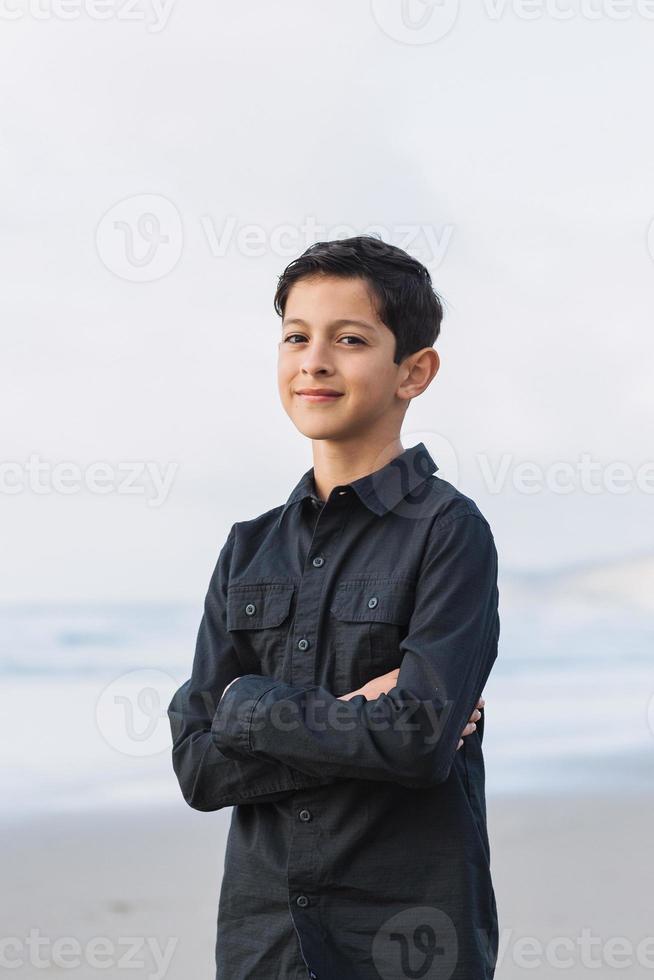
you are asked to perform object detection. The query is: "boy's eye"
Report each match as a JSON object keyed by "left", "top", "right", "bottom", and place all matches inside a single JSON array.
[{"left": 283, "top": 334, "right": 365, "bottom": 346}]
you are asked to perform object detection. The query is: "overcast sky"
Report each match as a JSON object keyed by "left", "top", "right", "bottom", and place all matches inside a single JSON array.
[{"left": 1, "top": 1, "right": 653, "bottom": 601}]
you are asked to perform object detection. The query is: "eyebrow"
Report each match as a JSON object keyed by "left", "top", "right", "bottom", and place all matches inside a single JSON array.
[{"left": 282, "top": 317, "right": 378, "bottom": 333}]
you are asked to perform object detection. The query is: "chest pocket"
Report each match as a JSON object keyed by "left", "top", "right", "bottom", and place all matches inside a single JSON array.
[
  {"left": 226, "top": 582, "right": 296, "bottom": 676},
  {"left": 329, "top": 578, "right": 415, "bottom": 688}
]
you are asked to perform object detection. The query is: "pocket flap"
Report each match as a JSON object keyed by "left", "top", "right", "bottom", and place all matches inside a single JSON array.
[
  {"left": 330, "top": 579, "right": 414, "bottom": 625},
  {"left": 226, "top": 583, "right": 295, "bottom": 630}
]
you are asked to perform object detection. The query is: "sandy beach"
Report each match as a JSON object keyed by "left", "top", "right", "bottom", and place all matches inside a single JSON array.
[{"left": 2, "top": 792, "right": 652, "bottom": 979}]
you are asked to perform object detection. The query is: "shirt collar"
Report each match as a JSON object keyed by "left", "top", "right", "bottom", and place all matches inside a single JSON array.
[{"left": 275, "top": 442, "right": 438, "bottom": 529}]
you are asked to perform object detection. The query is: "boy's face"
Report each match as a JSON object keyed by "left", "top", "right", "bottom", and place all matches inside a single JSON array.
[{"left": 278, "top": 274, "right": 407, "bottom": 441}]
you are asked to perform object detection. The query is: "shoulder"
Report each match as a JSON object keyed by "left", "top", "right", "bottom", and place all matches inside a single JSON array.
[
  {"left": 227, "top": 504, "right": 285, "bottom": 547},
  {"left": 416, "top": 478, "right": 499, "bottom": 580},
  {"left": 232, "top": 503, "right": 284, "bottom": 530},
  {"left": 418, "top": 473, "right": 493, "bottom": 532}
]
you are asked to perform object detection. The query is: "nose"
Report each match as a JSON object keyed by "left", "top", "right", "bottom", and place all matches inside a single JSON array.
[{"left": 299, "top": 338, "right": 334, "bottom": 376}]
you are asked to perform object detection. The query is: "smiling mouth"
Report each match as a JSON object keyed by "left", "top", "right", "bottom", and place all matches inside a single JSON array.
[{"left": 295, "top": 392, "right": 344, "bottom": 402}]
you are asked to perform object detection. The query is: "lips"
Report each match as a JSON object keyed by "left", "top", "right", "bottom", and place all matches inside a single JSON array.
[
  {"left": 295, "top": 389, "right": 344, "bottom": 402},
  {"left": 295, "top": 389, "right": 343, "bottom": 397}
]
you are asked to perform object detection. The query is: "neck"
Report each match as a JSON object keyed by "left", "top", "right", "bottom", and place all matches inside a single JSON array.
[{"left": 310, "top": 435, "right": 404, "bottom": 502}]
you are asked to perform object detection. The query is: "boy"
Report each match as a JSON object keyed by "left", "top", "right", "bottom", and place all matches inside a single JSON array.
[{"left": 168, "top": 236, "right": 500, "bottom": 979}]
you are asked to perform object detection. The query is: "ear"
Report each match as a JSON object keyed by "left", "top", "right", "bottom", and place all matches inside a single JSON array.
[{"left": 397, "top": 348, "right": 440, "bottom": 401}]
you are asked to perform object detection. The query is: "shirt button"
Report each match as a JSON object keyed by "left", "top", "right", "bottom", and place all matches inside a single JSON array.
[
  {"left": 298, "top": 809, "right": 312, "bottom": 822},
  {"left": 296, "top": 894, "right": 309, "bottom": 908},
  {"left": 298, "top": 638, "right": 310, "bottom": 651},
  {"left": 245, "top": 602, "right": 256, "bottom": 615},
  {"left": 312, "top": 555, "right": 324, "bottom": 567},
  {"left": 367, "top": 596, "right": 378, "bottom": 609}
]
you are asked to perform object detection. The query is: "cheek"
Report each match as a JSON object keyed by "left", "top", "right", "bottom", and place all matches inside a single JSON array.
[
  {"left": 277, "top": 358, "right": 293, "bottom": 391},
  {"left": 350, "top": 361, "right": 394, "bottom": 403}
]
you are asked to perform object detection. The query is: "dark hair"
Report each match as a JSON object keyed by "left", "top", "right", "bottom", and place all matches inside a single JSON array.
[{"left": 273, "top": 234, "right": 444, "bottom": 364}]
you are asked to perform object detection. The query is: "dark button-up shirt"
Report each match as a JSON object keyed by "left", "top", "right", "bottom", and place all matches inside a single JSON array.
[{"left": 168, "top": 442, "right": 501, "bottom": 979}]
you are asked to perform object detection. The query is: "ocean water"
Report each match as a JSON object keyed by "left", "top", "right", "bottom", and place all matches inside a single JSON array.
[{"left": 1, "top": 583, "right": 652, "bottom": 817}]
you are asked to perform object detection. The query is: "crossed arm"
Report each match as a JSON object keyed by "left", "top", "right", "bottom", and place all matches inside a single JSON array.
[
  {"left": 167, "top": 524, "right": 338, "bottom": 811},
  {"left": 168, "top": 511, "right": 499, "bottom": 809},
  {"left": 222, "top": 670, "right": 484, "bottom": 750}
]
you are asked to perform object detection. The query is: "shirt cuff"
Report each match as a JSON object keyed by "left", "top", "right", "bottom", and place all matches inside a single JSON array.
[{"left": 211, "top": 674, "right": 281, "bottom": 759}]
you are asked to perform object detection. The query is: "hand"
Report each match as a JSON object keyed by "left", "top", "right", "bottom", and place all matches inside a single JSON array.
[
  {"left": 456, "top": 698, "right": 485, "bottom": 750},
  {"left": 338, "top": 677, "right": 485, "bottom": 750},
  {"left": 337, "top": 668, "right": 400, "bottom": 702}
]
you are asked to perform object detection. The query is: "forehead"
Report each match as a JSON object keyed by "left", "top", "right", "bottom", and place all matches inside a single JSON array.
[{"left": 283, "top": 275, "right": 381, "bottom": 323}]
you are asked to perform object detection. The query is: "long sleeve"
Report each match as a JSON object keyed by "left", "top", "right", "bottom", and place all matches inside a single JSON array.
[
  {"left": 167, "top": 523, "right": 336, "bottom": 811},
  {"left": 212, "top": 511, "right": 500, "bottom": 790}
]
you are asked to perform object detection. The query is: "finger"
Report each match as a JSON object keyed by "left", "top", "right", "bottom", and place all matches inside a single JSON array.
[
  {"left": 461, "top": 722, "right": 477, "bottom": 737},
  {"left": 457, "top": 738, "right": 463, "bottom": 750}
]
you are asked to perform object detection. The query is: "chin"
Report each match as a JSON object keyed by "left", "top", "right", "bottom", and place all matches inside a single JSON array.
[{"left": 292, "top": 418, "right": 346, "bottom": 440}]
